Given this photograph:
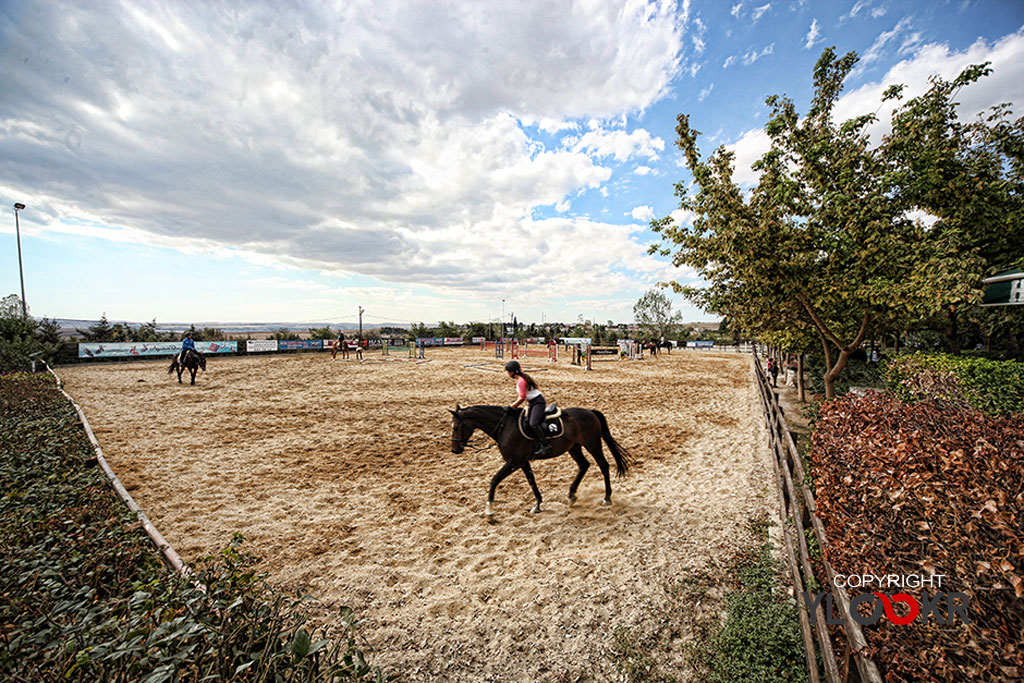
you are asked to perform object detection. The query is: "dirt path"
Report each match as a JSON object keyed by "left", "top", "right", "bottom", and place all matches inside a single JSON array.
[{"left": 57, "top": 347, "right": 774, "bottom": 681}]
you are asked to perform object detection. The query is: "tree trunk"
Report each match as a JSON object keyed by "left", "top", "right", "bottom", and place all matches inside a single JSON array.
[
  {"left": 945, "top": 305, "right": 961, "bottom": 355},
  {"left": 820, "top": 333, "right": 835, "bottom": 400},
  {"left": 797, "top": 353, "right": 806, "bottom": 403},
  {"left": 824, "top": 347, "right": 855, "bottom": 400}
]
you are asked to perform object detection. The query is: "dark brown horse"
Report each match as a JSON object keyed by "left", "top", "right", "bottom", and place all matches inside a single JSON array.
[
  {"left": 450, "top": 404, "right": 633, "bottom": 518},
  {"left": 168, "top": 349, "right": 206, "bottom": 384}
]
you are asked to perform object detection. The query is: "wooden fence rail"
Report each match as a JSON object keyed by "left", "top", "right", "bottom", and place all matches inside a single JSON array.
[{"left": 751, "top": 350, "right": 882, "bottom": 683}]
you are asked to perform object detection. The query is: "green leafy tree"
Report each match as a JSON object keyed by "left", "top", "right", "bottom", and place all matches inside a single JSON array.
[
  {"left": 77, "top": 313, "right": 115, "bottom": 342},
  {"left": 652, "top": 48, "right": 933, "bottom": 398},
  {"left": 633, "top": 289, "right": 682, "bottom": 341},
  {"left": 0, "top": 295, "right": 59, "bottom": 371},
  {"left": 883, "top": 64, "right": 1024, "bottom": 353},
  {"left": 308, "top": 326, "right": 334, "bottom": 339}
]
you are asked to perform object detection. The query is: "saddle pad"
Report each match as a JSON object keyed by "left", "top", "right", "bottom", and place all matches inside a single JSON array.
[{"left": 517, "top": 410, "right": 565, "bottom": 440}]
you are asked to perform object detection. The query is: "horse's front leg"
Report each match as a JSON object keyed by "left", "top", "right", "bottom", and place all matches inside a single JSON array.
[
  {"left": 486, "top": 461, "right": 518, "bottom": 518},
  {"left": 177, "top": 367, "right": 183, "bottom": 384},
  {"left": 521, "top": 461, "right": 543, "bottom": 514},
  {"left": 190, "top": 368, "right": 197, "bottom": 385}
]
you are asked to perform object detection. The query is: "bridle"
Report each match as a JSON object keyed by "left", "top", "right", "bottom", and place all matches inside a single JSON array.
[{"left": 451, "top": 410, "right": 510, "bottom": 452}]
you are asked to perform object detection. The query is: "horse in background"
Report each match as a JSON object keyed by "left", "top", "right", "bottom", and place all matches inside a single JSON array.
[
  {"left": 168, "top": 349, "right": 206, "bottom": 384},
  {"left": 330, "top": 340, "right": 350, "bottom": 360}
]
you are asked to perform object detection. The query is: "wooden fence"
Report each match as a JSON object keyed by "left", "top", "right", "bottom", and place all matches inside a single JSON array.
[{"left": 752, "top": 350, "right": 882, "bottom": 683}]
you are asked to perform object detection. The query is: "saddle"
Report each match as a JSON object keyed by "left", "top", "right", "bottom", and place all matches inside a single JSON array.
[{"left": 517, "top": 402, "right": 564, "bottom": 440}]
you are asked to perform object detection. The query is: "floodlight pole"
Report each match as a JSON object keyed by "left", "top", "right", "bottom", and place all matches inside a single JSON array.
[{"left": 13, "top": 203, "right": 27, "bottom": 318}]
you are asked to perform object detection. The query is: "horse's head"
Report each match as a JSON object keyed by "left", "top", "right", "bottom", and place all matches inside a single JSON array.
[
  {"left": 197, "top": 353, "right": 207, "bottom": 371},
  {"left": 449, "top": 405, "right": 473, "bottom": 454}
]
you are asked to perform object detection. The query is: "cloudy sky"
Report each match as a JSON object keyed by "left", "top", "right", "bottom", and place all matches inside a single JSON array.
[{"left": 2, "top": 1, "right": 1022, "bottom": 327}]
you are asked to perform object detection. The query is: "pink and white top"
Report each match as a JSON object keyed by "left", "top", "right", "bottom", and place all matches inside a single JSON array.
[{"left": 516, "top": 376, "right": 541, "bottom": 401}]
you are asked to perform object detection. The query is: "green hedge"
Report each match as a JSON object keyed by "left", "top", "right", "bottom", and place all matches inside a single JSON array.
[
  {"left": 882, "top": 351, "right": 1024, "bottom": 415},
  {"left": 0, "top": 373, "right": 388, "bottom": 682}
]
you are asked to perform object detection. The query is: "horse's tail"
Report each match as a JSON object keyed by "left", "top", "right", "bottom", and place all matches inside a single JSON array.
[
  {"left": 593, "top": 410, "right": 633, "bottom": 477},
  {"left": 168, "top": 354, "right": 178, "bottom": 374}
]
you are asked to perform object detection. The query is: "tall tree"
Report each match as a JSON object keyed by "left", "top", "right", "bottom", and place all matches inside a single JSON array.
[
  {"left": 883, "top": 64, "right": 1024, "bottom": 353},
  {"left": 633, "top": 289, "right": 682, "bottom": 340},
  {"left": 653, "top": 48, "right": 926, "bottom": 398}
]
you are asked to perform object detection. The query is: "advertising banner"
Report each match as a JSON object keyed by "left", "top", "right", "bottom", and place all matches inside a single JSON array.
[
  {"left": 78, "top": 341, "right": 237, "bottom": 359},
  {"left": 471, "top": 336, "right": 485, "bottom": 344},
  {"left": 416, "top": 337, "right": 445, "bottom": 346},
  {"left": 443, "top": 337, "right": 463, "bottom": 346},
  {"left": 278, "top": 340, "right": 323, "bottom": 351},
  {"left": 246, "top": 340, "right": 278, "bottom": 353},
  {"left": 687, "top": 341, "right": 715, "bottom": 348},
  {"left": 561, "top": 337, "right": 592, "bottom": 346}
]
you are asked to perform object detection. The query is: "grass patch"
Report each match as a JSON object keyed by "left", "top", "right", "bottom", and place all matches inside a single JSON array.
[{"left": 688, "top": 520, "right": 810, "bottom": 683}]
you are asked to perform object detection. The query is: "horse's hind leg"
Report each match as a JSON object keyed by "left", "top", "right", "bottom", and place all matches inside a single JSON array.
[
  {"left": 520, "top": 461, "right": 543, "bottom": 514},
  {"left": 190, "top": 368, "right": 196, "bottom": 385},
  {"left": 177, "top": 367, "right": 183, "bottom": 384},
  {"left": 585, "top": 440, "right": 614, "bottom": 505},
  {"left": 567, "top": 444, "right": 590, "bottom": 506}
]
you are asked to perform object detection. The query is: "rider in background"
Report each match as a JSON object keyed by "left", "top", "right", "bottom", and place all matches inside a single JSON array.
[
  {"left": 181, "top": 331, "right": 197, "bottom": 362},
  {"left": 505, "top": 360, "right": 551, "bottom": 455}
]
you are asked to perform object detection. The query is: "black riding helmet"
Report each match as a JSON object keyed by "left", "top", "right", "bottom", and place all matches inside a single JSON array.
[{"left": 504, "top": 360, "right": 521, "bottom": 374}]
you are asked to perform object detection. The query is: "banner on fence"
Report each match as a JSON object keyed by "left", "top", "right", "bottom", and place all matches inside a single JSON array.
[
  {"left": 471, "top": 336, "right": 486, "bottom": 344},
  {"left": 443, "top": 337, "right": 463, "bottom": 346},
  {"left": 277, "top": 340, "right": 323, "bottom": 351},
  {"left": 687, "top": 341, "right": 715, "bottom": 348},
  {"left": 78, "top": 341, "right": 238, "bottom": 358},
  {"left": 591, "top": 347, "right": 618, "bottom": 356},
  {"left": 561, "top": 337, "right": 592, "bottom": 346},
  {"left": 416, "top": 337, "right": 445, "bottom": 346},
  {"left": 246, "top": 340, "right": 278, "bottom": 353}
]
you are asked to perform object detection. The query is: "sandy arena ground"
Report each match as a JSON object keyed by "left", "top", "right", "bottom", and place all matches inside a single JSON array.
[{"left": 57, "top": 346, "right": 775, "bottom": 681}]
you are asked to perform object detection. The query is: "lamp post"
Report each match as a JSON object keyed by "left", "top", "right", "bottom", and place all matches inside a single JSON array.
[{"left": 13, "top": 203, "right": 27, "bottom": 319}]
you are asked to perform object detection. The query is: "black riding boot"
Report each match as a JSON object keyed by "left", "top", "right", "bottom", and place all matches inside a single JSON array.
[{"left": 532, "top": 424, "right": 552, "bottom": 455}]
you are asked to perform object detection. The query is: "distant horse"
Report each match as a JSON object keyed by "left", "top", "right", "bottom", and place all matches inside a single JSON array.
[
  {"left": 168, "top": 350, "right": 206, "bottom": 384},
  {"left": 662, "top": 339, "right": 672, "bottom": 354},
  {"left": 330, "top": 340, "right": 350, "bottom": 360},
  {"left": 450, "top": 404, "right": 633, "bottom": 517},
  {"left": 644, "top": 340, "right": 659, "bottom": 357}
]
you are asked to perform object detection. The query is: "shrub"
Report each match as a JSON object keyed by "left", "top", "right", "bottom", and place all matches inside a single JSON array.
[
  {"left": 883, "top": 351, "right": 1024, "bottom": 414},
  {"left": 810, "top": 392, "right": 1024, "bottom": 681},
  {"left": 0, "top": 372, "right": 388, "bottom": 682}
]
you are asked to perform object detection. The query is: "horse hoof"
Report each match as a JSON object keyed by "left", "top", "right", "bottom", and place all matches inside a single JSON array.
[
  {"left": 530, "top": 505, "right": 541, "bottom": 514},
  {"left": 568, "top": 496, "right": 577, "bottom": 507},
  {"left": 601, "top": 499, "right": 612, "bottom": 506}
]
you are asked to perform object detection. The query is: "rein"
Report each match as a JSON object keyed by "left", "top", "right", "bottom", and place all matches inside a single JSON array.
[{"left": 453, "top": 410, "right": 510, "bottom": 452}]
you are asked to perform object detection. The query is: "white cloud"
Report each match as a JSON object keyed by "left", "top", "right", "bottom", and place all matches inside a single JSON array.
[
  {"left": 854, "top": 16, "right": 913, "bottom": 74},
  {"left": 631, "top": 205, "right": 656, "bottom": 222},
  {"left": 723, "top": 55, "right": 737, "bottom": 69},
  {"left": 564, "top": 127, "right": 665, "bottom": 162},
  {"left": 555, "top": 199, "right": 571, "bottom": 212},
  {"left": 0, "top": 0, "right": 686, "bottom": 305},
  {"left": 804, "top": 19, "right": 821, "bottom": 50},
  {"left": 751, "top": 3, "right": 771, "bottom": 22},
  {"left": 743, "top": 43, "right": 775, "bottom": 65},
  {"left": 698, "top": 83, "right": 715, "bottom": 101},
  {"left": 722, "top": 30, "right": 1024, "bottom": 185},
  {"left": 731, "top": 3, "right": 743, "bottom": 18},
  {"left": 634, "top": 166, "right": 653, "bottom": 175},
  {"left": 871, "top": 5, "right": 888, "bottom": 18}
]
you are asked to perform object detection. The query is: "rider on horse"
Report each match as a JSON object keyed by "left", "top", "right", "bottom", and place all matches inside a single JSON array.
[
  {"left": 181, "top": 331, "right": 200, "bottom": 363},
  {"left": 505, "top": 360, "right": 551, "bottom": 456}
]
